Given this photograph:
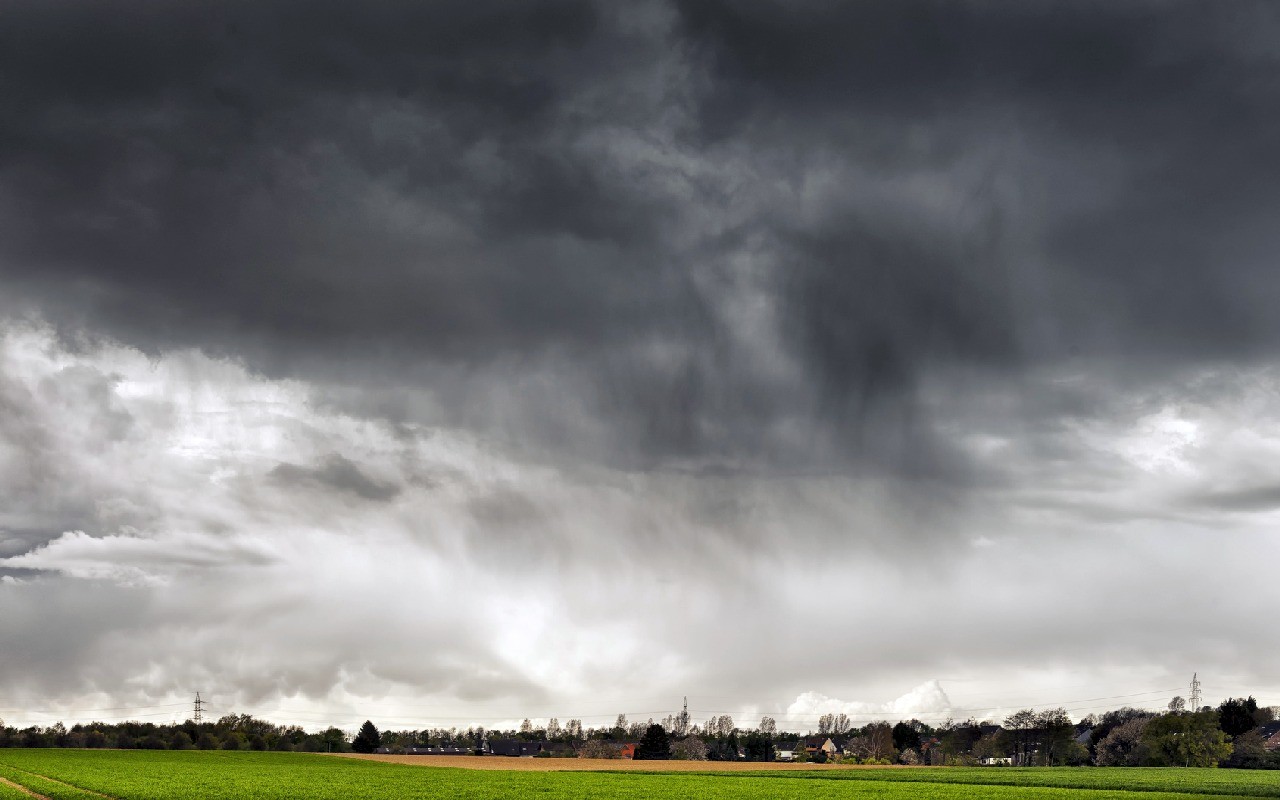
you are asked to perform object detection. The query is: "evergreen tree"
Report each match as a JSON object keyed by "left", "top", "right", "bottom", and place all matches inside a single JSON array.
[
  {"left": 352, "top": 720, "right": 381, "bottom": 754},
  {"left": 635, "top": 724, "right": 670, "bottom": 760},
  {"left": 1218, "top": 697, "right": 1261, "bottom": 738},
  {"left": 741, "top": 731, "right": 774, "bottom": 762}
]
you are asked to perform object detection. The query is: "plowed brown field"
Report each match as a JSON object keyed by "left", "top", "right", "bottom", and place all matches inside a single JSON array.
[{"left": 333, "top": 754, "right": 904, "bottom": 771}]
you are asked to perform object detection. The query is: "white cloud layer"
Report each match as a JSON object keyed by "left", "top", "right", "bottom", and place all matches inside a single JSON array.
[
  {"left": 787, "top": 681, "right": 955, "bottom": 726},
  {"left": 2, "top": 320, "right": 1280, "bottom": 731}
]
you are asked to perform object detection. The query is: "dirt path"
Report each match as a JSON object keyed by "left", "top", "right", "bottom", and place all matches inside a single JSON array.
[
  {"left": 0, "top": 775, "right": 49, "bottom": 800},
  {"left": 333, "top": 753, "right": 907, "bottom": 772}
]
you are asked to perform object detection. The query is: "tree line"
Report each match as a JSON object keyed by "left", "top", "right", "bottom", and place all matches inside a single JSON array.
[{"left": 2, "top": 695, "right": 1275, "bottom": 768}]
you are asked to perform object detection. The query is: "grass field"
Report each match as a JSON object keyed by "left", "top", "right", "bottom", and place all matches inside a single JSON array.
[{"left": 0, "top": 750, "right": 1277, "bottom": 799}]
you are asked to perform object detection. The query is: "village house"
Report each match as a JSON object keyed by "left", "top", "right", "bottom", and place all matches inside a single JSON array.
[
  {"left": 486, "top": 739, "right": 548, "bottom": 757},
  {"left": 802, "top": 735, "right": 840, "bottom": 759},
  {"left": 775, "top": 740, "right": 799, "bottom": 761},
  {"left": 1259, "top": 721, "right": 1280, "bottom": 752}
]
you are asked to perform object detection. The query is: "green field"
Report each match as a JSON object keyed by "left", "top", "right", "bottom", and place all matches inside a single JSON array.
[{"left": 0, "top": 750, "right": 1278, "bottom": 799}]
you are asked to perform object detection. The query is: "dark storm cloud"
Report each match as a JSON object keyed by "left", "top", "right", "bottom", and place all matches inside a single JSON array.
[
  {"left": 0, "top": 0, "right": 694, "bottom": 355},
  {"left": 678, "top": 0, "right": 1280, "bottom": 367},
  {"left": 3, "top": 0, "right": 1280, "bottom": 474},
  {"left": 270, "top": 453, "right": 401, "bottom": 502}
]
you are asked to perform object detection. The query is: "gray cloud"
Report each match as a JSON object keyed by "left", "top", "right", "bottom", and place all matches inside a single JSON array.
[
  {"left": 4, "top": 1, "right": 1279, "bottom": 485},
  {"left": 270, "top": 454, "right": 401, "bottom": 502},
  {"left": 2, "top": 1, "right": 1280, "bottom": 726}
]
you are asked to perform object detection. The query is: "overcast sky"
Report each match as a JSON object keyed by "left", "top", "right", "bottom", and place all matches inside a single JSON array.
[{"left": 2, "top": 0, "right": 1279, "bottom": 733}]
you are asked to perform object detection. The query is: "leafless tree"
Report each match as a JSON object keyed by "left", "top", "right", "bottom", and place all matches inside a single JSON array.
[
  {"left": 579, "top": 740, "right": 623, "bottom": 759},
  {"left": 706, "top": 715, "right": 734, "bottom": 738},
  {"left": 670, "top": 737, "right": 708, "bottom": 760},
  {"left": 1003, "top": 709, "right": 1037, "bottom": 765},
  {"left": 1094, "top": 718, "right": 1150, "bottom": 767}
]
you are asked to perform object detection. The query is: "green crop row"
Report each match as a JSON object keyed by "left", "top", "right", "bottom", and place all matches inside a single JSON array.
[
  {"left": 0, "top": 750, "right": 1275, "bottom": 800},
  {"left": 0, "top": 762, "right": 104, "bottom": 800},
  {"left": 0, "top": 779, "right": 39, "bottom": 800},
  {"left": 729, "top": 766, "right": 1280, "bottom": 797}
]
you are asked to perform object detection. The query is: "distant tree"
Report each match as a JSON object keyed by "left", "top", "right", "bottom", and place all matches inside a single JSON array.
[
  {"left": 741, "top": 731, "right": 774, "bottom": 762},
  {"left": 351, "top": 721, "right": 381, "bottom": 754},
  {"left": 580, "top": 739, "right": 623, "bottom": 759},
  {"left": 938, "top": 718, "right": 984, "bottom": 758},
  {"left": 612, "top": 714, "right": 628, "bottom": 739},
  {"left": 971, "top": 733, "right": 1004, "bottom": 762},
  {"left": 863, "top": 722, "right": 897, "bottom": 762},
  {"left": 1003, "top": 710, "right": 1038, "bottom": 765},
  {"left": 1036, "top": 708, "right": 1074, "bottom": 766},
  {"left": 759, "top": 716, "right": 777, "bottom": 737},
  {"left": 320, "top": 727, "right": 348, "bottom": 753},
  {"left": 1219, "top": 698, "right": 1261, "bottom": 738},
  {"left": 139, "top": 733, "right": 167, "bottom": 750},
  {"left": 635, "top": 724, "right": 670, "bottom": 760},
  {"left": 1223, "top": 730, "right": 1270, "bottom": 769},
  {"left": 706, "top": 715, "right": 734, "bottom": 738},
  {"left": 1089, "top": 707, "right": 1154, "bottom": 757},
  {"left": 546, "top": 719, "right": 562, "bottom": 741},
  {"left": 819, "top": 713, "right": 835, "bottom": 735},
  {"left": 669, "top": 736, "right": 708, "bottom": 760},
  {"left": 519, "top": 719, "right": 533, "bottom": 736},
  {"left": 169, "top": 731, "right": 194, "bottom": 750},
  {"left": 248, "top": 734, "right": 268, "bottom": 751},
  {"left": 893, "top": 721, "right": 921, "bottom": 753},
  {"left": 1142, "top": 710, "right": 1232, "bottom": 767},
  {"left": 1168, "top": 696, "right": 1186, "bottom": 714},
  {"left": 1095, "top": 718, "right": 1150, "bottom": 766}
]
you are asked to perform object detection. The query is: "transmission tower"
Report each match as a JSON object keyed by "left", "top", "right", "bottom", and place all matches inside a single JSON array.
[
  {"left": 194, "top": 692, "right": 205, "bottom": 725},
  {"left": 1189, "top": 673, "right": 1202, "bottom": 711}
]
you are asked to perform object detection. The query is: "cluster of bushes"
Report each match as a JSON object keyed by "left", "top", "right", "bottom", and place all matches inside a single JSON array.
[{"left": 1091, "top": 700, "right": 1279, "bottom": 769}]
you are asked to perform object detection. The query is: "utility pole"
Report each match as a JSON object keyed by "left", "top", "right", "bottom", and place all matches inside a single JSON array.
[
  {"left": 194, "top": 692, "right": 206, "bottom": 725},
  {"left": 1189, "top": 673, "right": 1202, "bottom": 712}
]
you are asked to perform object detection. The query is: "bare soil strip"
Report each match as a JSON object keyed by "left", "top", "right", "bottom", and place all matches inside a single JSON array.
[
  {"left": 334, "top": 753, "right": 906, "bottom": 772},
  {"left": 0, "top": 775, "right": 49, "bottom": 800}
]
